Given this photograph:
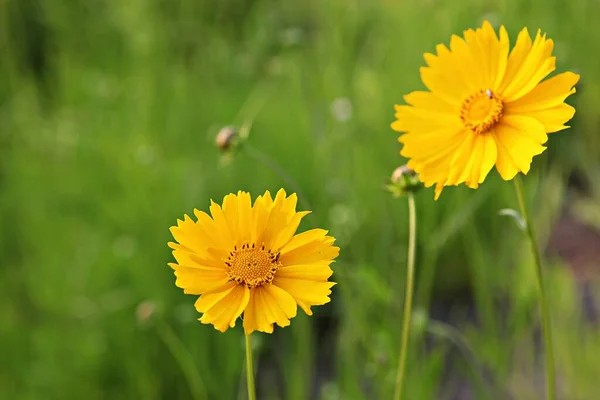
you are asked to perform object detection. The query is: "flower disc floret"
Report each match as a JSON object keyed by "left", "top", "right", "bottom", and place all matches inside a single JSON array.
[{"left": 226, "top": 244, "right": 280, "bottom": 288}]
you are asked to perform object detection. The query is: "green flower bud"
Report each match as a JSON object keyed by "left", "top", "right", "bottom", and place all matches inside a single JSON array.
[{"left": 386, "top": 165, "right": 422, "bottom": 197}]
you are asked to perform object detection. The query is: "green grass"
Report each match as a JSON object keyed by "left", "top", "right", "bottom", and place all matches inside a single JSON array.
[{"left": 1, "top": 0, "right": 600, "bottom": 399}]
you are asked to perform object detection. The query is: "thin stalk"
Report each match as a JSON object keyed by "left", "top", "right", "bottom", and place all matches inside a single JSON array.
[
  {"left": 513, "top": 175, "right": 556, "bottom": 400},
  {"left": 156, "top": 322, "right": 207, "bottom": 400},
  {"left": 393, "top": 193, "right": 417, "bottom": 400},
  {"left": 243, "top": 143, "right": 313, "bottom": 218},
  {"left": 427, "top": 320, "right": 501, "bottom": 399},
  {"left": 245, "top": 334, "right": 256, "bottom": 400}
]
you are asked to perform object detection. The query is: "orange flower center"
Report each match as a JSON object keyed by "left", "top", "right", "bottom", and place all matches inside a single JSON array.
[
  {"left": 225, "top": 243, "right": 280, "bottom": 288},
  {"left": 460, "top": 89, "right": 503, "bottom": 134}
]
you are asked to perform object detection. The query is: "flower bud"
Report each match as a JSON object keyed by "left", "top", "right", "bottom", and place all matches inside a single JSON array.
[
  {"left": 386, "top": 165, "right": 422, "bottom": 197},
  {"left": 136, "top": 300, "right": 157, "bottom": 326},
  {"left": 215, "top": 126, "right": 239, "bottom": 151}
]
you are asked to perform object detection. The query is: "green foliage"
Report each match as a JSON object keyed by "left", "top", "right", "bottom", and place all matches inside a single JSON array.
[{"left": 1, "top": 0, "right": 599, "bottom": 399}]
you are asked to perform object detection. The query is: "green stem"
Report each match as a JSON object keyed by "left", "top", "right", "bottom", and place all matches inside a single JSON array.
[
  {"left": 243, "top": 143, "right": 314, "bottom": 219},
  {"left": 513, "top": 175, "right": 556, "bottom": 400},
  {"left": 427, "top": 320, "right": 501, "bottom": 400},
  {"left": 393, "top": 193, "right": 417, "bottom": 400},
  {"left": 156, "top": 322, "right": 207, "bottom": 400},
  {"left": 245, "top": 334, "right": 256, "bottom": 400}
]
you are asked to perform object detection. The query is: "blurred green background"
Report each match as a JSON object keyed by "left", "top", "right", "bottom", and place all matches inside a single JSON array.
[{"left": 2, "top": 0, "right": 600, "bottom": 399}]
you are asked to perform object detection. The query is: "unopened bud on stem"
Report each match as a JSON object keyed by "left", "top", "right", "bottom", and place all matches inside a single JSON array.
[
  {"left": 136, "top": 300, "right": 157, "bottom": 326},
  {"left": 215, "top": 126, "right": 239, "bottom": 152},
  {"left": 386, "top": 165, "right": 422, "bottom": 197}
]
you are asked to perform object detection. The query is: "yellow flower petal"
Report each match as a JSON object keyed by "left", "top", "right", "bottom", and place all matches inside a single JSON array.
[
  {"left": 502, "top": 114, "right": 548, "bottom": 144},
  {"left": 251, "top": 190, "right": 272, "bottom": 243},
  {"left": 501, "top": 30, "right": 556, "bottom": 101},
  {"left": 447, "top": 132, "right": 496, "bottom": 190},
  {"left": 198, "top": 284, "right": 249, "bottom": 332},
  {"left": 392, "top": 105, "right": 461, "bottom": 133},
  {"left": 462, "top": 133, "right": 497, "bottom": 188},
  {"left": 209, "top": 201, "right": 233, "bottom": 245},
  {"left": 476, "top": 133, "right": 498, "bottom": 185},
  {"left": 194, "top": 282, "right": 237, "bottom": 313},
  {"left": 255, "top": 189, "right": 295, "bottom": 248},
  {"left": 419, "top": 66, "right": 464, "bottom": 106},
  {"left": 434, "top": 184, "right": 445, "bottom": 200},
  {"left": 171, "top": 264, "right": 229, "bottom": 295},
  {"left": 262, "top": 284, "right": 298, "bottom": 324},
  {"left": 399, "top": 127, "right": 465, "bottom": 162},
  {"left": 447, "top": 130, "right": 478, "bottom": 186},
  {"left": 447, "top": 34, "right": 484, "bottom": 92},
  {"left": 222, "top": 191, "right": 254, "bottom": 244},
  {"left": 403, "top": 91, "right": 457, "bottom": 112},
  {"left": 280, "top": 229, "right": 327, "bottom": 253},
  {"left": 273, "top": 277, "right": 335, "bottom": 316},
  {"left": 404, "top": 130, "right": 466, "bottom": 186},
  {"left": 240, "top": 289, "right": 257, "bottom": 333},
  {"left": 170, "top": 246, "right": 225, "bottom": 270},
  {"left": 242, "top": 289, "right": 271, "bottom": 334},
  {"left": 169, "top": 215, "right": 225, "bottom": 260},
  {"left": 493, "top": 25, "right": 510, "bottom": 89},
  {"left": 506, "top": 71, "right": 579, "bottom": 112},
  {"left": 276, "top": 264, "right": 334, "bottom": 280},
  {"left": 470, "top": 22, "right": 509, "bottom": 89},
  {"left": 236, "top": 191, "right": 253, "bottom": 242},
  {"left": 242, "top": 284, "right": 298, "bottom": 334},
  {"left": 493, "top": 116, "right": 547, "bottom": 177},
  {"left": 493, "top": 127, "right": 520, "bottom": 180},
  {"left": 280, "top": 235, "right": 339, "bottom": 267},
  {"left": 270, "top": 211, "right": 310, "bottom": 251},
  {"left": 521, "top": 103, "right": 576, "bottom": 133},
  {"left": 192, "top": 209, "right": 233, "bottom": 253},
  {"left": 462, "top": 27, "right": 488, "bottom": 88},
  {"left": 422, "top": 44, "right": 447, "bottom": 68},
  {"left": 221, "top": 193, "right": 240, "bottom": 241},
  {"left": 498, "top": 27, "right": 533, "bottom": 93}
]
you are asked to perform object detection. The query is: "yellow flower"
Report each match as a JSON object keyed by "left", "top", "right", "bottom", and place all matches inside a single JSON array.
[
  {"left": 168, "top": 189, "right": 339, "bottom": 334},
  {"left": 391, "top": 21, "right": 580, "bottom": 199}
]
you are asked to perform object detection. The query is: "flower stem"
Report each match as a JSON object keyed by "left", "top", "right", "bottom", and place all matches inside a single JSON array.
[
  {"left": 393, "top": 193, "right": 417, "bottom": 400},
  {"left": 242, "top": 143, "right": 314, "bottom": 221},
  {"left": 513, "top": 175, "right": 556, "bottom": 400},
  {"left": 245, "top": 334, "right": 256, "bottom": 400},
  {"left": 427, "top": 320, "right": 501, "bottom": 399}
]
